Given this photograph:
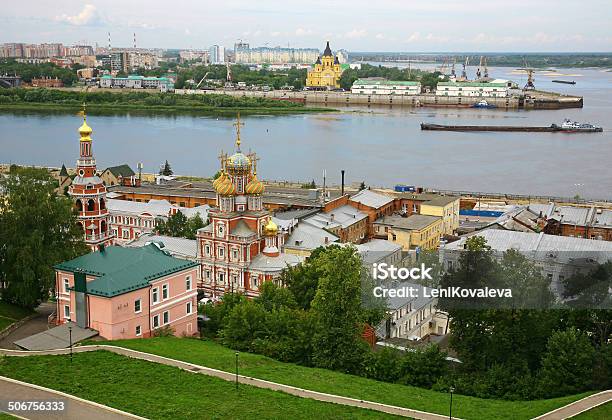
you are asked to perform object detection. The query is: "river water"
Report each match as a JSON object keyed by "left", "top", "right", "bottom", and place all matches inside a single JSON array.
[{"left": 1, "top": 65, "right": 611, "bottom": 199}]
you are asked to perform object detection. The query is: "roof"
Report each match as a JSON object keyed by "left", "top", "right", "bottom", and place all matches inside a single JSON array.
[
  {"left": 106, "top": 198, "right": 172, "bottom": 217},
  {"left": 422, "top": 195, "right": 460, "bottom": 207},
  {"left": 179, "top": 204, "right": 210, "bottom": 221},
  {"left": 445, "top": 228, "right": 612, "bottom": 256},
  {"left": 285, "top": 222, "right": 339, "bottom": 251},
  {"left": 249, "top": 253, "right": 304, "bottom": 273},
  {"left": 127, "top": 234, "right": 198, "bottom": 260},
  {"left": 355, "top": 239, "right": 402, "bottom": 264},
  {"left": 528, "top": 204, "right": 612, "bottom": 229},
  {"left": 104, "top": 164, "right": 135, "bottom": 178},
  {"left": 59, "top": 164, "right": 68, "bottom": 177},
  {"left": 383, "top": 282, "right": 434, "bottom": 311},
  {"left": 322, "top": 41, "right": 333, "bottom": 57},
  {"left": 231, "top": 220, "right": 256, "bottom": 237},
  {"left": 353, "top": 79, "right": 420, "bottom": 86},
  {"left": 304, "top": 205, "right": 367, "bottom": 230},
  {"left": 437, "top": 81, "right": 508, "bottom": 88},
  {"left": 54, "top": 244, "right": 198, "bottom": 297},
  {"left": 376, "top": 214, "right": 441, "bottom": 231},
  {"left": 274, "top": 208, "right": 321, "bottom": 221},
  {"left": 350, "top": 189, "right": 394, "bottom": 209}
]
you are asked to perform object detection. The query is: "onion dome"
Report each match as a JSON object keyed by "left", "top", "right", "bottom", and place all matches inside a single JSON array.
[
  {"left": 245, "top": 173, "right": 264, "bottom": 195},
  {"left": 216, "top": 175, "right": 236, "bottom": 196},
  {"left": 212, "top": 171, "right": 227, "bottom": 190},
  {"left": 79, "top": 117, "right": 92, "bottom": 142},
  {"left": 263, "top": 218, "right": 278, "bottom": 237},
  {"left": 226, "top": 152, "right": 251, "bottom": 174}
]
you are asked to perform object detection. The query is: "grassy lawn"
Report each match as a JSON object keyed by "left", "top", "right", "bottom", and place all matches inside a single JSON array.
[
  {"left": 0, "top": 350, "right": 396, "bottom": 419},
  {"left": 0, "top": 302, "right": 34, "bottom": 331},
  {"left": 101, "top": 337, "right": 593, "bottom": 420},
  {"left": 573, "top": 401, "right": 611, "bottom": 419}
]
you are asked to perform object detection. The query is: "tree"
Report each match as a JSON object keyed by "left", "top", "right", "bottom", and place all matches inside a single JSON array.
[
  {"left": 156, "top": 211, "right": 205, "bottom": 239},
  {"left": 221, "top": 299, "right": 267, "bottom": 351},
  {"left": 398, "top": 345, "right": 449, "bottom": 388},
  {"left": 538, "top": 328, "right": 596, "bottom": 398},
  {"left": 310, "top": 246, "right": 370, "bottom": 373},
  {"left": 160, "top": 160, "right": 173, "bottom": 176},
  {"left": 0, "top": 168, "right": 87, "bottom": 308},
  {"left": 359, "top": 181, "right": 366, "bottom": 191},
  {"left": 185, "top": 214, "right": 206, "bottom": 240},
  {"left": 255, "top": 282, "right": 297, "bottom": 311},
  {"left": 282, "top": 245, "right": 330, "bottom": 310}
]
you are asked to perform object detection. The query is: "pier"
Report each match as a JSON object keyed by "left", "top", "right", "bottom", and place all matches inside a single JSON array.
[{"left": 174, "top": 88, "right": 584, "bottom": 110}]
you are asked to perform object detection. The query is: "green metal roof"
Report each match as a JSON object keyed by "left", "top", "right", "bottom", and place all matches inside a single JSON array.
[
  {"left": 104, "top": 164, "right": 135, "bottom": 178},
  {"left": 54, "top": 245, "right": 198, "bottom": 298},
  {"left": 437, "top": 81, "right": 507, "bottom": 87},
  {"left": 353, "top": 79, "right": 420, "bottom": 86}
]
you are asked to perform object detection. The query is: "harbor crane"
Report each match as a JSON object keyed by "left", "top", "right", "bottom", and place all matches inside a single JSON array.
[
  {"left": 520, "top": 57, "right": 536, "bottom": 90},
  {"left": 483, "top": 56, "right": 489, "bottom": 78},
  {"left": 476, "top": 56, "right": 483, "bottom": 79},
  {"left": 450, "top": 57, "right": 456, "bottom": 78},
  {"left": 195, "top": 71, "right": 210, "bottom": 89},
  {"left": 461, "top": 56, "right": 469, "bottom": 80}
]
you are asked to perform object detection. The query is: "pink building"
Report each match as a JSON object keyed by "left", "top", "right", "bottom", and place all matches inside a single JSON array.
[{"left": 54, "top": 244, "right": 198, "bottom": 340}]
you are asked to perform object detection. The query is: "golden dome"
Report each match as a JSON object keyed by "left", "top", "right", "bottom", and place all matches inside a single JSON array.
[
  {"left": 212, "top": 171, "right": 226, "bottom": 190},
  {"left": 263, "top": 218, "right": 278, "bottom": 236},
  {"left": 78, "top": 118, "right": 92, "bottom": 142},
  {"left": 216, "top": 175, "right": 236, "bottom": 196},
  {"left": 245, "top": 174, "right": 264, "bottom": 195}
]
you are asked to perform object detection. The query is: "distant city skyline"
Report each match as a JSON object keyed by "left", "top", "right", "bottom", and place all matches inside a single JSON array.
[{"left": 1, "top": 1, "right": 611, "bottom": 52}]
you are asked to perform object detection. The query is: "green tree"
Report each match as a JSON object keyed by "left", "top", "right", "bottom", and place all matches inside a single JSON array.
[
  {"left": 398, "top": 345, "right": 449, "bottom": 388},
  {"left": 310, "top": 246, "right": 370, "bottom": 373},
  {"left": 538, "top": 328, "right": 596, "bottom": 398},
  {"left": 359, "top": 181, "right": 366, "bottom": 191},
  {"left": 185, "top": 214, "right": 206, "bottom": 239},
  {"left": 221, "top": 299, "right": 267, "bottom": 351},
  {"left": 255, "top": 282, "right": 297, "bottom": 311},
  {"left": 282, "top": 246, "right": 331, "bottom": 310},
  {"left": 0, "top": 168, "right": 87, "bottom": 308},
  {"left": 160, "top": 160, "right": 173, "bottom": 176}
]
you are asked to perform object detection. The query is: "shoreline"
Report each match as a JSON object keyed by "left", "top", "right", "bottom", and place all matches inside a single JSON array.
[{"left": 0, "top": 103, "right": 337, "bottom": 116}]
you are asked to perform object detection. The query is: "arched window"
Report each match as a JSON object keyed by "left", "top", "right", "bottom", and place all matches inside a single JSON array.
[
  {"left": 75, "top": 199, "right": 83, "bottom": 212},
  {"left": 99, "top": 198, "right": 106, "bottom": 210},
  {"left": 87, "top": 199, "right": 95, "bottom": 212},
  {"left": 101, "top": 220, "right": 107, "bottom": 233}
]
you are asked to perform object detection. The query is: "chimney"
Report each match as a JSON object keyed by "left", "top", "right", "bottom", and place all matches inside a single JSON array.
[
  {"left": 341, "top": 170, "right": 345, "bottom": 196},
  {"left": 324, "top": 236, "right": 329, "bottom": 244}
]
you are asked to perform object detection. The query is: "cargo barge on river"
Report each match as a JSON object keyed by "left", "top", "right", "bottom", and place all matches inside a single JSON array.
[{"left": 421, "top": 120, "right": 603, "bottom": 133}]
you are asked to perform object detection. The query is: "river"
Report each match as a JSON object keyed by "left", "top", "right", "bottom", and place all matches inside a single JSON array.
[{"left": 1, "top": 66, "right": 611, "bottom": 200}]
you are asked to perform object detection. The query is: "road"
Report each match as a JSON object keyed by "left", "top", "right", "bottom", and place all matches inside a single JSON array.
[
  {"left": 0, "top": 303, "right": 54, "bottom": 350},
  {"left": 0, "top": 376, "right": 145, "bottom": 420}
]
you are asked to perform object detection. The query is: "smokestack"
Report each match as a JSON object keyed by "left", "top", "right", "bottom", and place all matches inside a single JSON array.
[
  {"left": 341, "top": 169, "right": 345, "bottom": 196},
  {"left": 133, "top": 33, "right": 136, "bottom": 49}
]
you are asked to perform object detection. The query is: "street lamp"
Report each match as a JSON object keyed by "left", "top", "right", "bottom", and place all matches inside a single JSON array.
[
  {"left": 449, "top": 386, "right": 455, "bottom": 419},
  {"left": 68, "top": 325, "right": 73, "bottom": 363},
  {"left": 235, "top": 352, "right": 239, "bottom": 390}
]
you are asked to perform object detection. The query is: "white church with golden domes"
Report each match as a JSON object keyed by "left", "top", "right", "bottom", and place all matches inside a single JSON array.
[{"left": 197, "top": 115, "right": 303, "bottom": 298}]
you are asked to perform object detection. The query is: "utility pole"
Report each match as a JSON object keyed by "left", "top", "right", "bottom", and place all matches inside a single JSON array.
[
  {"left": 235, "top": 352, "right": 239, "bottom": 390},
  {"left": 69, "top": 325, "right": 73, "bottom": 362}
]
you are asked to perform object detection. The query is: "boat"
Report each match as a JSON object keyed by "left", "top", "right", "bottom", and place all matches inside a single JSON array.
[
  {"left": 421, "top": 120, "right": 603, "bottom": 133},
  {"left": 472, "top": 100, "right": 496, "bottom": 109},
  {"left": 552, "top": 80, "right": 576, "bottom": 85},
  {"left": 553, "top": 119, "right": 603, "bottom": 132}
]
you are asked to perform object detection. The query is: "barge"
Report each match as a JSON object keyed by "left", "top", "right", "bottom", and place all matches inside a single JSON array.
[{"left": 421, "top": 120, "right": 602, "bottom": 133}]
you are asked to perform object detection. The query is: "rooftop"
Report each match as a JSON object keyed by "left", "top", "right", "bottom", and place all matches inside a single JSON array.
[
  {"left": 422, "top": 195, "right": 460, "bottom": 207},
  {"left": 285, "top": 221, "right": 339, "bottom": 251},
  {"left": 376, "top": 214, "right": 441, "bottom": 231},
  {"left": 249, "top": 252, "right": 304, "bottom": 273},
  {"left": 350, "top": 189, "right": 394, "bottom": 209},
  {"left": 304, "top": 205, "right": 367, "bottom": 230},
  {"left": 103, "top": 164, "right": 135, "bottom": 178},
  {"left": 353, "top": 78, "right": 420, "bottom": 86},
  {"left": 54, "top": 244, "right": 198, "bottom": 297},
  {"left": 127, "top": 234, "right": 197, "bottom": 260}
]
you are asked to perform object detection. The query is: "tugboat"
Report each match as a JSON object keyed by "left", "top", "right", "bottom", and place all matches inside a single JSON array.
[
  {"left": 472, "top": 100, "right": 496, "bottom": 109},
  {"left": 553, "top": 119, "right": 603, "bottom": 132}
]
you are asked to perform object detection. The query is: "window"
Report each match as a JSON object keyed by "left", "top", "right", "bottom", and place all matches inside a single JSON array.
[
  {"left": 63, "top": 278, "right": 70, "bottom": 293},
  {"left": 186, "top": 301, "right": 192, "bottom": 315},
  {"left": 218, "top": 247, "right": 225, "bottom": 258},
  {"left": 186, "top": 275, "right": 192, "bottom": 291},
  {"left": 218, "top": 272, "right": 225, "bottom": 284},
  {"left": 136, "top": 325, "right": 142, "bottom": 336},
  {"left": 152, "top": 314, "right": 160, "bottom": 328},
  {"left": 163, "top": 311, "right": 169, "bottom": 325},
  {"left": 134, "top": 299, "right": 142, "bottom": 313},
  {"left": 64, "top": 305, "right": 70, "bottom": 320},
  {"left": 152, "top": 287, "right": 159, "bottom": 304},
  {"left": 205, "top": 244, "right": 211, "bottom": 256},
  {"left": 162, "top": 284, "right": 169, "bottom": 300},
  {"left": 122, "top": 229, "right": 129, "bottom": 239},
  {"left": 232, "top": 249, "right": 239, "bottom": 261}
]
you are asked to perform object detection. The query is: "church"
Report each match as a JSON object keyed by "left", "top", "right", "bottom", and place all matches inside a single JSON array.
[
  {"left": 196, "top": 115, "right": 303, "bottom": 298},
  {"left": 306, "top": 41, "right": 344, "bottom": 90}
]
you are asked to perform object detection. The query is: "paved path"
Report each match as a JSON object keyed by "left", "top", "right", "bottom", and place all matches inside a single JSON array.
[
  {"left": 0, "top": 303, "right": 54, "bottom": 350},
  {"left": 533, "top": 390, "right": 611, "bottom": 419},
  {"left": 1, "top": 345, "right": 609, "bottom": 420},
  {"left": 0, "top": 376, "right": 146, "bottom": 420},
  {"left": 0, "top": 345, "right": 452, "bottom": 419}
]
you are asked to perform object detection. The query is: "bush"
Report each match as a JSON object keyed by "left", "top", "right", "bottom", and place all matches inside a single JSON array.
[
  {"left": 153, "top": 325, "right": 175, "bottom": 337},
  {"left": 398, "top": 345, "right": 448, "bottom": 388}
]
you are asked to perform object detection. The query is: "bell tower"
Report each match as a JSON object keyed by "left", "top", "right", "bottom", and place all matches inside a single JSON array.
[{"left": 68, "top": 105, "right": 114, "bottom": 251}]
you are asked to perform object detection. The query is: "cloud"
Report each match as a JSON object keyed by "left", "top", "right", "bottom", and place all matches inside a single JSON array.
[
  {"left": 344, "top": 29, "right": 367, "bottom": 39},
  {"left": 56, "top": 4, "right": 101, "bottom": 26},
  {"left": 406, "top": 32, "right": 421, "bottom": 42},
  {"left": 375, "top": 33, "right": 385, "bottom": 40},
  {"left": 184, "top": 28, "right": 191, "bottom": 35},
  {"left": 270, "top": 31, "right": 281, "bottom": 37},
  {"left": 295, "top": 28, "right": 313, "bottom": 36}
]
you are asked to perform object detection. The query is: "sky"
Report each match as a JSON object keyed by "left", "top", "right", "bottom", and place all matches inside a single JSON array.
[{"left": 1, "top": 0, "right": 611, "bottom": 52}]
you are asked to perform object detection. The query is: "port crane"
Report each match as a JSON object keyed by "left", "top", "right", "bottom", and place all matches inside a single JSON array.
[
  {"left": 520, "top": 57, "right": 535, "bottom": 90},
  {"left": 476, "top": 56, "right": 483, "bottom": 79},
  {"left": 450, "top": 57, "right": 456, "bottom": 78},
  {"left": 483, "top": 56, "right": 489, "bottom": 78},
  {"left": 195, "top": 71, "right": 210, "bottom": 89},
  {"left": 460, "top": 56, "right": 469, "bottom": 80}
]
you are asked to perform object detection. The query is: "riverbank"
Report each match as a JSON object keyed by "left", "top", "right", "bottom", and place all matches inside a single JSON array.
[{"left": 0, "top": 88, "right": 336, "bottom": 116}]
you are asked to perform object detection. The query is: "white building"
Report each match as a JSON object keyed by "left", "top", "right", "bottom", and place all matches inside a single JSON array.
[
  {"left": 435, "top": 79, "right": 516, "bottom": 97},
  {"left": 351, "top": 78, "right": 421, "bottom": 95},
  {"left": 99, "top": 75, "right": 174, "bottom": 91},
  {"left": 209, "top": 45, "right": 225, "bottom": 64},
  {"left": 440, "top": 228, "right": 612, "bottom": 297},
  {"left": 107, "top": 198, "right": 209, "bottom": 244}
]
